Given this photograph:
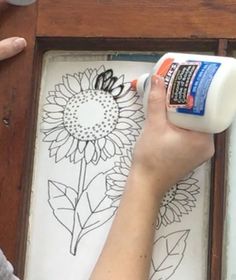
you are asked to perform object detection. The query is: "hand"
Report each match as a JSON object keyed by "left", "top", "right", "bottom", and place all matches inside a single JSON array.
[
  {"left": 0, "top": 37, "right": 26, "bottom": 61},
  {"left": 132, "top": 75, "right": 215, "bottom": 197}
]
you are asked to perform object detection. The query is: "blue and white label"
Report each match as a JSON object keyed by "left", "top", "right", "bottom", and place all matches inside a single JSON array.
[{"left": 166, "top": 60, "right": 221, "bottom": 116}]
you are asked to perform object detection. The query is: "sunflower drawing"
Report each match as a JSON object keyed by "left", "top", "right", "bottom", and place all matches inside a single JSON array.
[
  {"left": 42, "top": 66, "right": 143, "bottom": 165},
  {"left": 106, "top": 150, "right": 200, "bottom": 229},
  {"left": 42, "top": 66, "right": 144, "bottom": 255}
]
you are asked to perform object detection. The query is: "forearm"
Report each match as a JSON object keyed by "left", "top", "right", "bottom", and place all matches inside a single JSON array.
[{"left": 90, "top": 166, "right": 163, "bottom": 280}]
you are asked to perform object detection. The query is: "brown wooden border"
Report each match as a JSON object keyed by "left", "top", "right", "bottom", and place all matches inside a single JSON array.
[
  {"left": 11, "top": 37, "right": 227, "bottom": 280},
  {"left": 207, "top": 39, "right": 228, "bottom": 280},
  {"left": 0, "top": 0, "right": 37, "bottom": 272}
]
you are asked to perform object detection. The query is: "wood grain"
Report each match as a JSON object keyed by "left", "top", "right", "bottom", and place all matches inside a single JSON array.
[
  {"left": 0, "top": 1, "right": 231, "bottom": 279},
  {"left": 37, "top": 0, "right": 236, "bottom": 38},
  {"left": 208, "top": 39, "right": 228, "bottom": 280},
  {"left": 0, "top": 2, "right": 37, "bottom": 274}
]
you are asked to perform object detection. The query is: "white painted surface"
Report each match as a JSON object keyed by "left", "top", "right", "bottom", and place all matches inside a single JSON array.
[{"left": 25, "top": 52, "right": 211, "bottom": 280}]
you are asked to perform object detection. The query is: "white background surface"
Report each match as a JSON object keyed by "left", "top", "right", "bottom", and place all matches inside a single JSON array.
[{"left": 25, "top": 52, "right": 211, "bottom": 280}]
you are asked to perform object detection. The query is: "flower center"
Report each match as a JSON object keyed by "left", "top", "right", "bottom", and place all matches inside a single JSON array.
[
  {"left": 63, "top": 89, "right": 119, "bottom": 140},
  {"left": 161, "top": 186, "right": 177, "bottom": 206}
]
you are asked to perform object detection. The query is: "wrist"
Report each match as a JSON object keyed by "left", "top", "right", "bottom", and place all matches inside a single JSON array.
[{"left": 127, "top": 163, "right": 167, "bottom": 202}]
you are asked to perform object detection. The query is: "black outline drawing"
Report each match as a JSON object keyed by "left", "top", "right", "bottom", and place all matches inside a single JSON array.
[
  {"left": 149, "top": 230, "right": 190, "bottom": 280},
  {"left": 106, "top": 151, "right": 200, "bottom": 229},
  {"left": 42, "top": 66, "right": 144, "bottom": 255},
  {"left": 40, "top": 64, "right": 200, "bottom": 279}
]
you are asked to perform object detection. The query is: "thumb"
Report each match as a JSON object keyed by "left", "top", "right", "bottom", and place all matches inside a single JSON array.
[
  {"left": 0, "top": 37, "right": 27, "bottom": 61},
  {"left": 146, "top": 75, "right": 167, "bottom": 122}
]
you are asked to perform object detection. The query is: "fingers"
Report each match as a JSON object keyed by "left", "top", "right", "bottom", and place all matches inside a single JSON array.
[
  {"left": 146, "top": 75, "right": 167, "bottom": 123},
  {"left": 0, "top": 37, "right": 27, "bottom": 61}
]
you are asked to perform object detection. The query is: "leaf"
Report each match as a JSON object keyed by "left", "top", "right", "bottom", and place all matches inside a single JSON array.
[
  {"left": 48, "top": 180, "right": 78, "bottom": 233},
  {"left": 70, "top": 172, "right": 116, "bottom": 255},
  {"left": 150, "top": 230, "right": 189, "bottom": 280}
]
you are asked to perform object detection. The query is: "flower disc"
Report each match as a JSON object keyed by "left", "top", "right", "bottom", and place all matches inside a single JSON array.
[{"left": 63, "top": 89, "right": 119, "bottom": 140}]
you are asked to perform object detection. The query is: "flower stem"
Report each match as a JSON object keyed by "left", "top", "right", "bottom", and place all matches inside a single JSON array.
[
  {"left": 70, "top": 158, "right": 87, "bottom": 255},
  {"left": 77, "top": 158, "right": 87, "bottom": 200}
]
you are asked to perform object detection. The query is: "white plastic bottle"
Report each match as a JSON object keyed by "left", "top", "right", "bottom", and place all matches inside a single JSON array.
[{"left": 134, "top": 52, "right": 236, "bottom": 133}]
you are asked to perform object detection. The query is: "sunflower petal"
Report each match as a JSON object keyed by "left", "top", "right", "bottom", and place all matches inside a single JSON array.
[
  {"left": 78, "top": 141, "right": 87, "bottom": 153},
  {"left": 162, "top": 215, "right": 169, "bottom": 226},
  {"left": 130, "top": 110, "right": 144, "bottom": 119},
  {"left": 80, "top": 73, "right": 90, "bottom": 91},
  {"left": 92, "top": 140, "right": 101, "bottom": 165},
  {"left": 108, "top": 173, "right": 127, "bottom": 181},
  {"left": 41, "top": 122, "right": 63, "bottom": 131},
  {"left": 106, "top": 189, "right": 121, "bottom": 198},
  {"left": 46, "top": 96, "right": 55, "bottom": 103},
  {"left": 66, "top": 74, "right": 81, "bottom": 93},
  {"left": 117, "top": 96, "right": 139, "bottom": 108},
  {"left": 104, "top": 139, "right": 116, "bottom": 157},
  {"left": 74, "top": 149, "right": 84, "bottom": 163},
  {"left": 168, "top": 202, "right": 182, "bottom": 216},
  {"left": 127, "top": 134, "right": 137, "bottom": 141},
  {"left": 84, "top": 141, "right": 96, "bottom": 163},
  {"left": 50, "top": 147, "right": 58, "bottom": 157},
  {"left": 57, "top": 130, "right": 69, "bottom": 142},
  {"left": 119, "top": 118, "right": 141, "bottom": 129},
  {"left": 100, "top": 150, "right": 107, "bottom": 161},
  {"left": 50, "top": 136, "right": 69, "bottom": 149},
  {"left": 121, "top": 167, "right": 129, "bottom": 176},
  {"left": 177, "top": 189, "right": 196, "bottom": 201},
  {"left": 112, "top": 130, "right": 131, "bottom": 145},
  {"left": 171, "top": 200, "right": 188, "bottom": 214},
  {"left": 112, "top": 74, "right": 124, "bottom": 88},
  {"left": 175, "top": 193, "right": 189, "bottom": 201},
  {"left": 159, "top": 206, "right": 166, "bottom": 216},
  {"left": 90, "top": 69, "right": 97, "bottom": 89},
  {"left": 114, "top": 144, "right": 122, "bottom": 155},
  {"left": 43, "top": 128, "right": 64, "bottom": 142},
  {"left": 98, "top": 138, "right": 106, "bottom": 149},
  {"left": 48, "top": 90, "right": 56, "bottom": 96},
  {"left": 165, "top": 207, "right": 175, "bottom": 223},
  {"left": 111, "top": 199, "right": 120, "bottom": 208},
  {"left": 57, "top": 84, "right": 73, "bottom": 98},
  {"left": 109, "top": 184, "right": 124, "bottom": 192},
  {"left": 187, "top": 184, "right": 200, "bottom": 192},
  {"left": 55, "top": 91, "right": 69, "bottom": 101},
  {"left": 116, "top": 122, "right": 132, "bottom": 130},
  {"left": 110, "top": 86, "right": 123, "bottom": 97},
  {"left": 97, "top": 65, "right": 106, "bottom": 75},
  {"left": 117, "top": 89, "right": 136, "bottom": 103},
  {"left": 54, "top": 97, "right": 67, "bottom": 106},
  {"left": 47, "top": 112, "right": 64, "bottom": 119},
  {"left": 55, "top": 136, "right": 74, "bottom": 162},
  {"left": 43, "top": 118, "right": 63, "bottom": 124},
  {"left": 44, "top": 104, "right": 64, "bottom": 113},
  {"left": 120, "top": 162, "right": 130, "bottom": 169},
  {"left": 187, "top": 200, "right": 196, "bottom": 207},
  {"left": 66, "top": 139, "right": 78, "bottom": 157},
  {"left": 119, "top": 110, "right": 136, "bottom": 118}
]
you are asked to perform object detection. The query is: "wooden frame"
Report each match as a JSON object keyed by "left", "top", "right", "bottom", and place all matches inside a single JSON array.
[{"left": 0, "top": 1, "right": 233, "bottom": 279}]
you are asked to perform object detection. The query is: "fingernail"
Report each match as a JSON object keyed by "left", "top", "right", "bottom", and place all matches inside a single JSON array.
[
  {"left": 151, "top": 75, "right": 159, "bottom": 86},
  {"left": 13, "top": 38, "right": 27, "bottom": 51}
]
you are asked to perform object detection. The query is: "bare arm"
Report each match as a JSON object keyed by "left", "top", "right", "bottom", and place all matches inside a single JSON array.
[{"left": 90, "top": 75, "right": 214, "bottom": 280}]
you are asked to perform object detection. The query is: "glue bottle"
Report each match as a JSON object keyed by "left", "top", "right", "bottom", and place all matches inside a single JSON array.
[{"left": 133, "top": 52, "right": 236, "bottom": 133}]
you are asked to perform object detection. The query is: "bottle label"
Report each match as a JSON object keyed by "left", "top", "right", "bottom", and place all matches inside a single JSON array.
[{"left": 157, "top": 58, "right": 221, "bottom": 116}]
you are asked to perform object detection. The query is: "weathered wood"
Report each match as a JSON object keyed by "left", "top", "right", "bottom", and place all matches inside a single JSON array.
[
  {"left": 0, "top": 2, "right": 37, "bottom": 274},
  {"left": 208, "top": 39, "right": 228, "bottom": 280},
  {"left": 37, "top": 0, "right": 236, "bottom": 38},
  {"left": 0, "top": 1, "right": 232, "bottom": 279}
]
